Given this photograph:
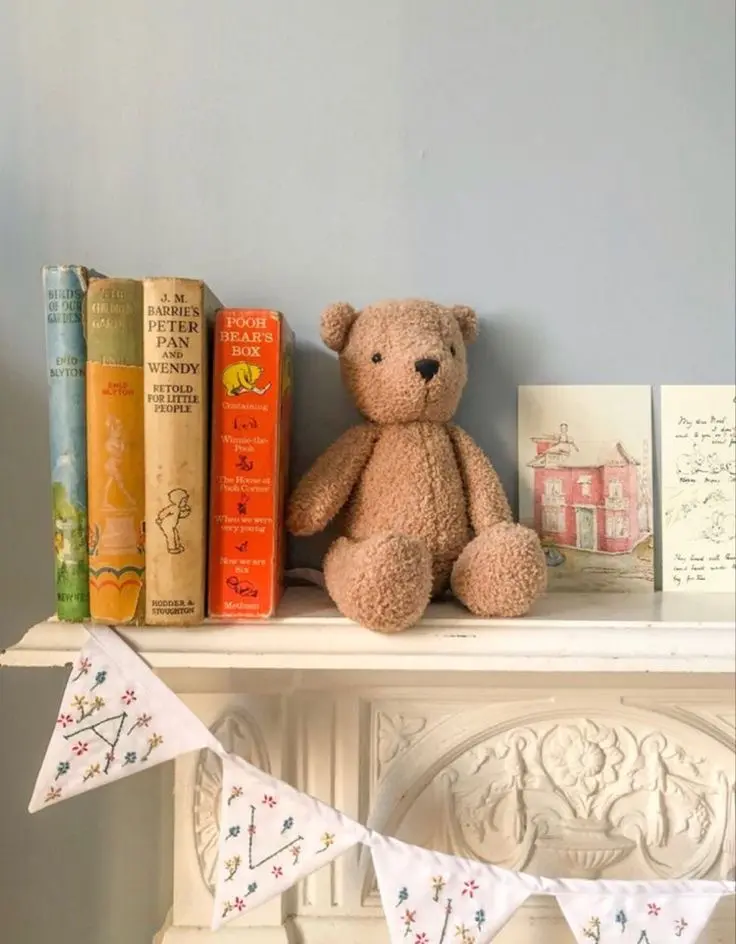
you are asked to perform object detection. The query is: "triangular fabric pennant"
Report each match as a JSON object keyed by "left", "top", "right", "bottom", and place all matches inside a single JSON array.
[
  {"left": 371, "top": 835, "right": 535, "bottom": 944},
  {"left": 212, "top": 753, "right": 368, "bottom": 929},
  {"left": 29, "top": 626, "right": 219, "bottom": 812},
  {"left": 554, "top": 884, "right": 729, "bottom": 944}
]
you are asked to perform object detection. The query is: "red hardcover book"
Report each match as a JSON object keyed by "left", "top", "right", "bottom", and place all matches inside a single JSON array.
[{"left": 208, "top": 309, "right": 293, "bottom": 618}]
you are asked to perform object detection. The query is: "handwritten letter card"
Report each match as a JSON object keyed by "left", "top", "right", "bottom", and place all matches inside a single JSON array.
[{"left": 661, "top": 385, "right": 736, "bottom": 591}]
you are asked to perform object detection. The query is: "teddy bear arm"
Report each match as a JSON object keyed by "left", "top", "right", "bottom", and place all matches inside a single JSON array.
[
  {"left": 448, "top": 424, "right": 513, "bottom": 532},
  {"left": 286, "top": 424, "right": 379, "bottom": 536}
]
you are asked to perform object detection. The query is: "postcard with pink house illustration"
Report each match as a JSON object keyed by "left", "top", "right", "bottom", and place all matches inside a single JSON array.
[{"left": 518, "top": 386, "right": 654, "bottom": 592}]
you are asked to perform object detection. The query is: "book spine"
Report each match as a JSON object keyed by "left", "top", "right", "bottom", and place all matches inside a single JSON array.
[
  {"left": 43, "top": 265, "right": 91, "bottom": 621},
  {"left": 143, "top": 279, "right": 216, "bottom": 624},
  {"left": 86, "top": 279, "right": 145, "bottom": 623},
  {"left": 208, "top": 310, "right": 285, "bottom": 618}
]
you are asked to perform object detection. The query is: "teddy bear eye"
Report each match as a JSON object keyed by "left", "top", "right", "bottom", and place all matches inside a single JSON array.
[
  {"left": 371, "top": 352, "right": 382, "bottom": 363},
  {"left": 450, "top": 344, "right": 456, "bottom": 357}
]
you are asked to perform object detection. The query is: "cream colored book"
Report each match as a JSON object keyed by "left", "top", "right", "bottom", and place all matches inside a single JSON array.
[{"left": 143, "top": 277, "right": 221, "bottom": 624}]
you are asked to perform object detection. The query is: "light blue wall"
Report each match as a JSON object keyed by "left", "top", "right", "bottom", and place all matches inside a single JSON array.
[{"left": 1, "top": 1, "right": 734, "bottom": 940}]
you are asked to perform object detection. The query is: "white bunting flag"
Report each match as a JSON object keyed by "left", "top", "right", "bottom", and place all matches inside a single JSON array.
[
  {"left": 371, "top": 835, "right": 535, "bottom": 944},
  {"left": 29, "top": 626, "right": 218, "bottom": 813},
  {"left": 212, "top": 754, "right": 368, "bottom": 929},
  {"left": 554, "top": 883, "right": 729, "bottom": 944}
]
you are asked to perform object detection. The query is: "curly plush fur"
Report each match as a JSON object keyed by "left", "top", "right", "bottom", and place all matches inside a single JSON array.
[{"left": 287, "top": 299, "right": 547, "bottom": 632}]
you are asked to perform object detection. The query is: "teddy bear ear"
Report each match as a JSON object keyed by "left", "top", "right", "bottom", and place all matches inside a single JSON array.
[
  {"left": 451, "top": 305, "right": 478, "bottom": 344},
  {"left": 320, "top": 302, "right": 358, "bottom": 352}
]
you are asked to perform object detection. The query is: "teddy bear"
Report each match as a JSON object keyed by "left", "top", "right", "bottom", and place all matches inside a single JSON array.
[{"left": 286, "top": 299, "right": 547, "bottom": 632}]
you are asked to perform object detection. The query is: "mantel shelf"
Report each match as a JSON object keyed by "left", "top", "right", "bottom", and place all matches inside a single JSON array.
[{"left": 2, "top": 587, "right": 735, "bottom": 674}]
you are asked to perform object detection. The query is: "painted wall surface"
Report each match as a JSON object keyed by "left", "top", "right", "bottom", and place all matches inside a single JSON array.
[{"left": 0, "top": 1, "right": 733, "bottom": 940}]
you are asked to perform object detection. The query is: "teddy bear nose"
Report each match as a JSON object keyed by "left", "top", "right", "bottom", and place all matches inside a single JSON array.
[{"left": 415, "top": 358, "right": 440, "bottom": 382}]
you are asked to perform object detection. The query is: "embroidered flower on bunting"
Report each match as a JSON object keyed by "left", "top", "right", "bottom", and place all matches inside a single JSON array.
[
  {"left": 581, "top": 916, "right": 601, "bottom": 943},
  {"left": 462, "top": 879, "right": 479, "bottom": 898}
]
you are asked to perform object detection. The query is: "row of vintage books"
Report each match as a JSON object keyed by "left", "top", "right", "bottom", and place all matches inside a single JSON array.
[{"left": 44, "top": 265, "right": 293, "bottom": 626}]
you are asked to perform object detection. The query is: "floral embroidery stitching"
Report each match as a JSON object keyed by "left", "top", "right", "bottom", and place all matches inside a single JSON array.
[
  {"left": 582, "top": 916, "right": 601, "bottom": 943},
  {"left": 45, "top": 786, "right": 62, "bottom": 803},
  {"left": 462, "top": 879, "right": 479, "bottom": 898},
  {"left": 55, "top": 761, "right": 70, "bottom": 780},
  {"left": 615, "top": 909, "right": 627, "bottom": 933},
  {"left": 647, "top": 903, "right": 661, "bottom": 917},
  {"left": 674, "top": 917, "right": 689, "bottom": 937},
  {"left": 396, "top": 887, "right": 409, "bottom": 907},
  {"left": 127, "top": 713, "right": 152, "bottom": 735},
  {"left": 71, "top": 657, "right": 91, "bottom": 682},
  {"left": 83, "top": 763, "right": 101, "bottom": 781},
  {"left": 228, "top": 786, "right": 243, "bottom": 806},
  {"left": 224, "top": 856, "right": 241, "bottom": 881},
  {"left": 432, "top": 875, "right": 446, "bottom": 902},
  {"left": 317, "top": 832, "right": 335, "bottom": 853},
  {"left": 90, "top": 670, "right": 107, "bottom": 691},
  {"left": 141, "top": 732, "right": 163, "bottom": 762},
  {"left": 221, "top": 882, "right": 257, "bottom": 919}
]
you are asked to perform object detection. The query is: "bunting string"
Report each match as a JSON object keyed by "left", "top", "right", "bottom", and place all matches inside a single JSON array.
[{"left": 28, "top": 627, "right": 735, "bottom": 940}]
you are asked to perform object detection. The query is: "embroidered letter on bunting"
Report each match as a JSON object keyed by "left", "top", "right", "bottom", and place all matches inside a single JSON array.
[
  {"left": 212, "top": 754, "right": 367, "bottom": 929},
  {"left": 371, "top": 835, "right": 534, "bottom": 943},
  {"left": 28, "top": 626, "right": 218, "bottom": 812}
]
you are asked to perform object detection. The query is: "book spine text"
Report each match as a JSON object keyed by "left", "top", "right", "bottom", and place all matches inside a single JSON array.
[
  {"left": 44, "top": 265, "right": 91, "bottom": 620},
  {"left": 86, "top": 279, "right": 145, "bottom": 623},
  {"left": 208, "top": 310, "right": 287, "bottom": 618},
  {"left": 143, "top": 278, "right": 217, "bottom": 624}
]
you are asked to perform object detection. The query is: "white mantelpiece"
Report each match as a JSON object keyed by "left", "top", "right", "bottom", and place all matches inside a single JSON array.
[
  {"left": 4, "top": 589, "right": 736, "bottom": 943},
  {"left": 5, "top": 588, "right": 736, "bottom": 673}
]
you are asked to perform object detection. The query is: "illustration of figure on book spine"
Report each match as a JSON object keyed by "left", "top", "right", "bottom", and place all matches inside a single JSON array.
[
  {"left": 102, "top": 416, "right": 135, "bottom": 509},
  {"left": 155, "top": 488, "right": 191, "bottom": 554}
]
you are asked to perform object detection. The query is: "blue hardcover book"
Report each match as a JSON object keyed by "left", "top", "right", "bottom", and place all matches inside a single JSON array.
[{"left": 44, "top": 264, "right": 95, "bottom": 620}]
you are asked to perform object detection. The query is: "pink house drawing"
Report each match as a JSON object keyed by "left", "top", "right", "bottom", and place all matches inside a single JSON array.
[{"left": 527, "top": 425, "right": 646, "bottom": 554}]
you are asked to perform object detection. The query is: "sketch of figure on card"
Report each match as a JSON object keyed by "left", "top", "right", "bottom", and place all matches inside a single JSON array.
[{"left": 518, "top": 386, "right": 654, "bottom": 592}]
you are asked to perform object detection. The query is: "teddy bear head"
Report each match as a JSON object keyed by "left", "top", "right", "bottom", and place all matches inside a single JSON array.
[{"left": 320, "top": 298, "right": 477, "bottom": 424}]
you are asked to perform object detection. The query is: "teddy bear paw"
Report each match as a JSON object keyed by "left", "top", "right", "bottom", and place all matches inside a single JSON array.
[
  {"left": 451, "top": 523, "right": 547, "bottom": 618},
  {"left": 324, "top": 533, "right": 433, "bottom": 633}
]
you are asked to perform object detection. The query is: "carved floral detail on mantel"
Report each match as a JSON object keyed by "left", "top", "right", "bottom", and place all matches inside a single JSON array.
[
  {"left": 376, "top": 712, "right": 427, "bottom": 778},
  {"left": 192, "top": 708, "right": 271, "bottom": 895},
  {"left": 431, "top": 718, "right": 733, "bottom": 881}
]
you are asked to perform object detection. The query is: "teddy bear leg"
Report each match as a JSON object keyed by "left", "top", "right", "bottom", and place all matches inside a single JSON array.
[
  {"left": 324, "top": 534, "right": 433, "bottom": 633},
  {"left": 451, "top": 523, "right": 547, "bottom": 618}
]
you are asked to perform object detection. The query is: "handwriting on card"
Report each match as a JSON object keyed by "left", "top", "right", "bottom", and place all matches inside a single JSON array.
[{"left": 662, "top": 387, "right": 736, "bottom": 592}]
